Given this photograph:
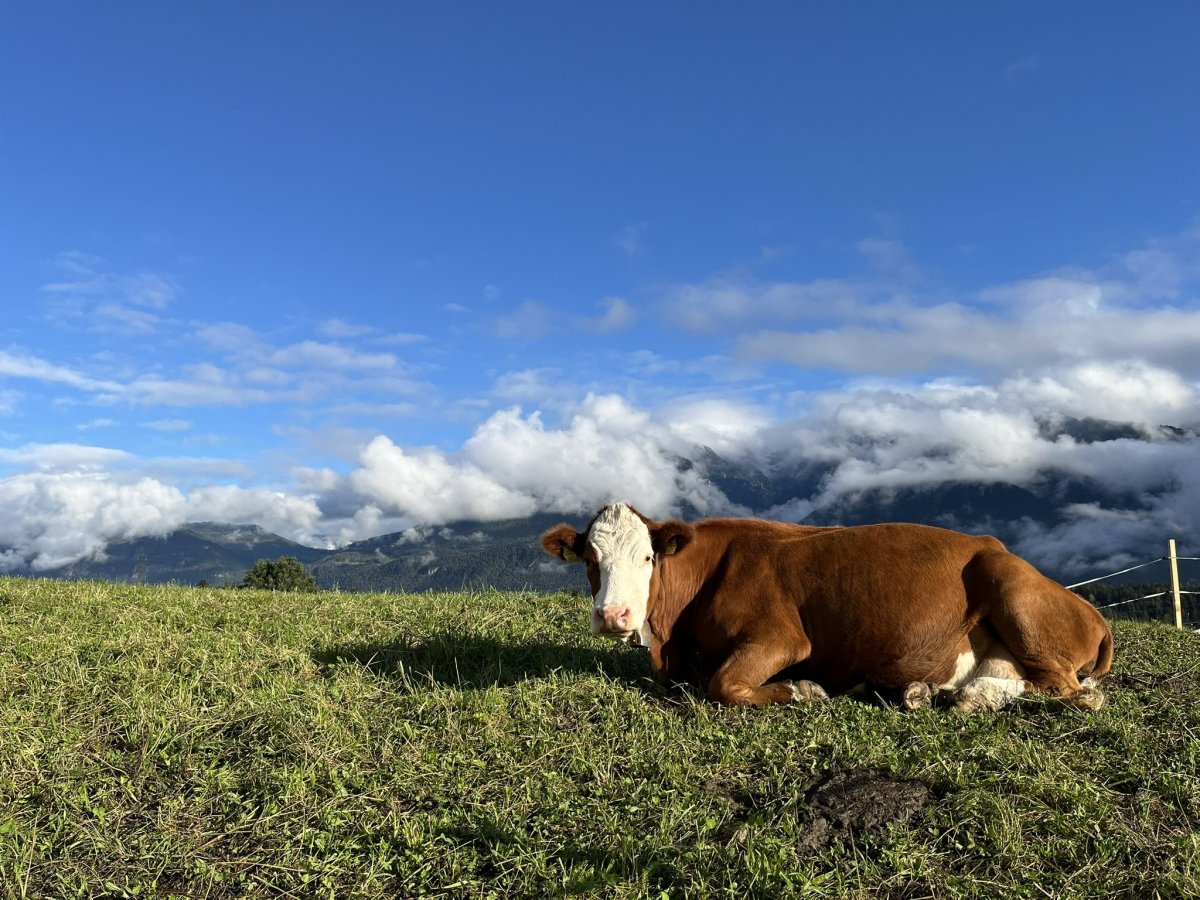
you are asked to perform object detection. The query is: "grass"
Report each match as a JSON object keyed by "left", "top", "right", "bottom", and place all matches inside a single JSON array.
[{"left": 1, "top": 577, "right": 1198, "bottom": 898}]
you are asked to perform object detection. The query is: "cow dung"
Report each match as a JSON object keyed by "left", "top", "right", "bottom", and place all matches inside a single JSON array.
[{"left": 795, "top": 767, "right": 932, "bottom": 852}]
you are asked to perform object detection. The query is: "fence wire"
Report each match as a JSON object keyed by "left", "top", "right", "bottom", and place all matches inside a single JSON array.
[
  {"left": 1065, "top": 548, "right": 1197, "bottom": 625},
  {"left": 1065, "top": 557, "right": 1166, "bottom": 590}
]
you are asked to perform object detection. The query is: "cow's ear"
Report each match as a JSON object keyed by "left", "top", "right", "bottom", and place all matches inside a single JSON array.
[
  {"left": 541, "top": 524, "right": 585, "bottom": 562},
  {"left": 652, "top": 519, "right": 695, "bottom": 557}
]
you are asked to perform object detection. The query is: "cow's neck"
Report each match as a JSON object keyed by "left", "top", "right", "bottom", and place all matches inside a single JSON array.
[{"left": 649, "top": 550, "right": 709, "bottom": 642}]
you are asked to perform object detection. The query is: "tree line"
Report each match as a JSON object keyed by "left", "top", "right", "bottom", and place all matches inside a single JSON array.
[{"left": 1075, "top": 581, "right": 1200, "bottom": 626}]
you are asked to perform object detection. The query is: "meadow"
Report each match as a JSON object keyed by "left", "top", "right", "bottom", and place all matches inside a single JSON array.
[{"left": 1, "top": 577, "right": 1198, "bottom": 898}]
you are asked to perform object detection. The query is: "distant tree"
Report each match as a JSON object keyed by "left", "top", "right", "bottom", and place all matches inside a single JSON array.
[
  {"left": 241, "top": 556, "right": 318, "bottom": 592},
  {"left": 196, "top": 579, "right": 210, "bottom": 588}
]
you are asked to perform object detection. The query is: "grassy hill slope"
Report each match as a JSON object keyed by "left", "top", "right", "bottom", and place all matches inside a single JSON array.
[{"left": 1, "top": 578, "right": 1197, "bottom": 898}]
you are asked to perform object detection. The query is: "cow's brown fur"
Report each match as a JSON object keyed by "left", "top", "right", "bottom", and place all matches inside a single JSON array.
[{"left": 543, "top": 508, "right": 1113, "bottom": 709}]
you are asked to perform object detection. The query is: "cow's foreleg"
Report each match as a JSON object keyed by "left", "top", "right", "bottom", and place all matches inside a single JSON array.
[{"left": 707, "top": 640, "right": 819, "bottom": 707}]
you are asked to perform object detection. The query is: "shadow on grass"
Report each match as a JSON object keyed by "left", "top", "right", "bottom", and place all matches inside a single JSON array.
[{"left": 311, "top": 630, "right": 658, "bottom": 691}]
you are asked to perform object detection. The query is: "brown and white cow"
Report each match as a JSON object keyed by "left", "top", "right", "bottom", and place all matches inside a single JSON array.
[{"left": 541, "top": 503, "right": 1113, "bottom": 712}]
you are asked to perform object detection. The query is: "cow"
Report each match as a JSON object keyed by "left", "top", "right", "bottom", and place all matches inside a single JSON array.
[{"left": 541, "top": 503, "right": 1113, "bottom": 712}]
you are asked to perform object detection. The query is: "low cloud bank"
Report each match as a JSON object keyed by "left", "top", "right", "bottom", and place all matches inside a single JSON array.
[
  {"left": 4, "top": 358, "right": 1194, "bottom": 580},
  {"left": 0, "top": 471, "right": 322, "bottom": 572},
  {"left": 333, "top": 360, "right": 1199, "bottom": 577}
]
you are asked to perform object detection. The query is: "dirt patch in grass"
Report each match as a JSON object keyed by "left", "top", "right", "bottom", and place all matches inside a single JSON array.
[
  {"left": 705, "top": 765, "right": 933, "bottom": 852},
  {"left": 794, "top": 768, "right": 933, "bottom": 853},
  {"left": 702, "top": 773, "right": 760, "bottom": 820}
]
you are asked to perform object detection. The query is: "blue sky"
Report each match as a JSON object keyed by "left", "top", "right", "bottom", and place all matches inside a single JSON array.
[{"left": 2, "top": 2, "right": 1200, "bottom": 574}]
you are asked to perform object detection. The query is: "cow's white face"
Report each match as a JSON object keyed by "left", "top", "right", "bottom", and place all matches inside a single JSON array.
[{"left": 585, "top": 504, "right": 655, "bottom": 645}]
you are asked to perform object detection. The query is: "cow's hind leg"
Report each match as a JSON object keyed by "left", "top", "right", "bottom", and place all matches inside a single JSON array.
[
  {"left": 965, "top": 549, "right": 1110, "bottom": 710},
  {"left": 949, "top": 640, "right": 1030, "bottom": 713},
  {"left": 707, "top": 638, "right": 820, "bottom": 707},
  {"left": 952, "top": 676, "right": 1028, "bottom": 713}
]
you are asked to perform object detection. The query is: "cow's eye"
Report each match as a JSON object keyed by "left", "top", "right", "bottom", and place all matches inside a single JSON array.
[{"left": 644, "top": 555, "right": 653, "bottom": 564}]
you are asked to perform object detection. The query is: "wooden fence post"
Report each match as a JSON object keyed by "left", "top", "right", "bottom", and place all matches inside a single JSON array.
[{"left": 1169, "top": 539, "right": 1183, "bottom": 630}]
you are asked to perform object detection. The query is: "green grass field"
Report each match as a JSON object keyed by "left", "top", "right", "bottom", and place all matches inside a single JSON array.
[{"left": 1, "top": 577, "right": 1198, "bottom": 898}]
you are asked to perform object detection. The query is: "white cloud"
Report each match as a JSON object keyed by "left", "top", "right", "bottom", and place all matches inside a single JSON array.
[
  {"left": 1005, "top": 361, "right": 1192, "bottom": 426},
  {"left": 0, "top": 472, "right": 186, "bottom": 571},
  {"left": 92, "top": 302, "right": 163, "bottom": 335},
  {"left": 490, "top": 368, "right": 567, "bottom": 405},
  {"left": 126, "top": 368, "right": 273, "bottom": 407},
  {"left": 123, "top": 273, "right": 178, "bottom": 309},
  {"left": 194, "top": 322, "right": 271, "bottom": 354},
  {"left": 324, "top": 400, "right": 421, "bottom": 419},
  {"left": 77, "top": 418, "right": 117, "bottom": 431},
  {"left": 244, "top": 367, "right": 291, "bottom": 387},
  {"left": 735, "top": 276, "right": 1200, "bottom": 376},
  {"left": 39, "top": 256, "right": 178, "bottom": 332},
  {"left": 856, "top": 238, "right": 917, "bottom": 279},
  {"left": 497, "top": 296, "right": 642, "bottom": 340},
  {"left": 49, "top": 250, "right": 105, "bottom": 277},
  {"left": 342, "top": 395, "right": 737, "bottom": 527},
  {"left": 349, "top": 435, "right": 537, "bottom": 524},
  {"left": 588, "top": 296, "right": 637, "bottom": 333},
  {"left": 662, "top": 274, "right": 875, "bottom": 333},
  {"left": 184, "top": 485, "right": 324, "bottom": 543},
  {"left": 494, "top": 300, "right": 551, "bottom": 341},
  {"left": 456, "top": 395, "right": 732, "bottom": 517},
  {"left": 664, "top": 228, "right": 1200, "bottom": 382},
  {"left": 0, "top": 469, "right": 326, "bottom": 572},
  {"left": 0, "top": 443, "right": 133, "bottom": 472},
  {"left": 318, "top": 319, "right": 375, "bottom": 339},
  {"left": 613, "top": 222, "right": 648, "bottom": 257},
  {"left": 269, "top": 341, "right": 397, "bottom": 372},
  {"left": 377, "top": 331, "right": 429, "bottom": 346},
  {"left": 0, "top": 348, "right": 121, "bottom": 393},
  {"left": 142, "top": 418, "right": 193, "bottom": 432},
  {"left": 659, "top": 398, "right": 774, "bottom": 458}
]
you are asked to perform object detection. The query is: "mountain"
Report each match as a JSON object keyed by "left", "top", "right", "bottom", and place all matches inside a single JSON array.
[
  {"left": 2, "top": 516, "right": 584, "bottom": 593},
  {"left": 4, "top": 423, "right": 1195, "bottom": 590},
  {"left": 9, "top": 523, "right": 327, "bottom": 588},
  {"left": 307, "top": 513, "right": 579, "bottom": 593}
]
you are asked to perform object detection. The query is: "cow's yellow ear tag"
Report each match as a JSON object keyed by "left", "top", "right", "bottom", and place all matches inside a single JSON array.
[
  {"left": 663, "top": 538, "right": 678, "bottom": 555},
  {"left": 562, "top": 548, "right": 579, "bottom": 562}
]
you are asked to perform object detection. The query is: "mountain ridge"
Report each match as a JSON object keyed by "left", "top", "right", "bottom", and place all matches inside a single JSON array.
[{"left": 3, "top": 426, "right": 1195, "bottom": 589}]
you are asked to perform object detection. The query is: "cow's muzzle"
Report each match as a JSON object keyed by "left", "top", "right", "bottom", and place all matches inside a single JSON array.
[{"left": 592, "top": 605, "right": 637, "bottom": 639}]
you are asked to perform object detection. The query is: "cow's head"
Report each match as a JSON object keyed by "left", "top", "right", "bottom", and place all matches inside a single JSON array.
[{"left": 541, "top": 503, "right": 694, "bottom": 645}]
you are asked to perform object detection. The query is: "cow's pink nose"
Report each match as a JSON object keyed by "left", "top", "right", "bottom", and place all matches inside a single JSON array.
[{"left": 599, "top": 606, "right": 632, "bottom": 632}]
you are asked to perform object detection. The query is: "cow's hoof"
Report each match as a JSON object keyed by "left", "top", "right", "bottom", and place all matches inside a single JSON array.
[
  {"left": 1067, "top": 686, "right": 1106, "bottom": 711},
  {"left": 951, "top": 689, "right": 985, "bottom": 714},
  {"left": 902, "top": 681, "right": 934, "bottom": 711},
  {"left": 789, "top": 680, "right": 829, "bottom": 703}
]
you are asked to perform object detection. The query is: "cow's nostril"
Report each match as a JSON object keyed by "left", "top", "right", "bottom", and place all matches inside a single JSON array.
[{"left": 608, "top": 606, "right": 632, "bottom": 628}]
